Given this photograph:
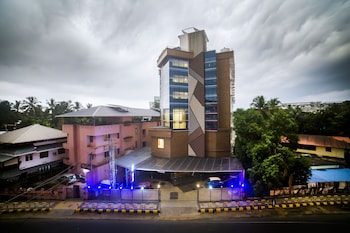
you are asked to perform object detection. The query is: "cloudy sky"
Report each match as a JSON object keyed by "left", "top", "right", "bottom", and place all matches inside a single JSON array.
[{"left": 0, "top": 0, "right": 349, "bottom": 110}]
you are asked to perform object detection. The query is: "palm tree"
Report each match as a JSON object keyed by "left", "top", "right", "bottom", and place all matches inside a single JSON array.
[
  {"left": 251, "top": 96, "right": 267, "bottom": 110},
  {"left": 73, "top": 101, "right": 82, "bottom": 111},
  {"left": 11, "top": 100, "right": 22, "bottom": 113},
  {"left": 267, "top": 98, "right": 281, "bottom": 110},
  {"left": 21, "top": 96, "right": 40, "bottom": 116}
]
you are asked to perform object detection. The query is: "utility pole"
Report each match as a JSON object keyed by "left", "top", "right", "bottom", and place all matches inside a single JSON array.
[{"left": 109, "top": 138, "right": 117, "bottom": 189}]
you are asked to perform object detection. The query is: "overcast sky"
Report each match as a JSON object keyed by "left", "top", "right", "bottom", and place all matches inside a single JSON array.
[{"left": 0, "top": 0, "right": 349, "bottom": 110}]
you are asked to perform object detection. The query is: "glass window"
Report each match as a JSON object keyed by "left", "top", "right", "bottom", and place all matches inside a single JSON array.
[
  {"left": 163, "top": 109, "right": 170, "bottom": 128},
  {"left": 104, "top": 134, "right": 110, "bottom": 141},
  {"left": 40, "top": 151, "right": 49, "bottom": 159},
  {"left": 171, "top": 59, "right": 188, "bottom": 68},
  {"left": 173, "top": 108, "right": 187, "bottom": 129},
  {"left": 58, "top": 148, "right": 65, "bottom": 154},
  {"left": 158, "top": 138, "right": 164, "bottom": 149},
  {"left": 172, "top": 75, "right": 188, "bottom": 83},
  {"left": 172, "top": 91, "right": 188, "bottom": 99}
]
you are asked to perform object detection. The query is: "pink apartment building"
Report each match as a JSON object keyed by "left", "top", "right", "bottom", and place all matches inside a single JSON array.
[{"left": 57, "top": 105, "right": 160, "bottom": 186}]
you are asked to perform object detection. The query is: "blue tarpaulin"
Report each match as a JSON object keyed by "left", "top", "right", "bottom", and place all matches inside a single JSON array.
[{"left": 308, "top": 168, "right": 350, "bottom": 183}]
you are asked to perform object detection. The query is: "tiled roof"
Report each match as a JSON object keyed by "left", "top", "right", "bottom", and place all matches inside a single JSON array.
[
  {"left": 298, "top": 134, "right": 350, "bottom": 149},
  {"left": 56, "top": 105, "right": 160, "bottom": 118},
  {"left": 0, "top": 124, "right": 67, "bottom": 144}
]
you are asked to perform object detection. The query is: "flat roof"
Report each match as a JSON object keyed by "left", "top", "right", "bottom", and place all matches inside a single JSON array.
[{"left": 115, "top": 147, "right": 244, "bottom": 173}]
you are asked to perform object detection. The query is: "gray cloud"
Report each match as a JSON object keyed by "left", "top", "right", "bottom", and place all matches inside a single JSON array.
[{"left": 0, "top": 0, "right": 349, "bottom": 109}]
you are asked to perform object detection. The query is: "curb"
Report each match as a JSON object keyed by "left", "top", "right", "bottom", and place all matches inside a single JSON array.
[
  {"left": 75, "top": 207, "right": 159, "bottom": 214},
  {"left": 198, "top": 195, "right": 350, "bottom": 213},
  {"left": 0, "top": 207, "right": 52, "bottom": 214}
]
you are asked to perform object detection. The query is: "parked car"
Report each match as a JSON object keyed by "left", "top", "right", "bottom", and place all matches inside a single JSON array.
[
  {"left": 75, "top": 174, "right": 86, "bottom": 183},
  {"left": 58, "top": 173, "right": 77, "bottom": 185},
  {"left": 207, "top": 177, "right": 223, "bottom": 189},
  {"left": 134, "top": 181, "right": 152, "bottom": 189},
  {"left": 96, "top": 179, "right": 112, "bottom": 189}
]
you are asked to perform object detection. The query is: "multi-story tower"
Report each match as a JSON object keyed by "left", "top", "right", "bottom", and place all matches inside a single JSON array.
[{"left": 150, "top": 28, "right": 235, "bottom": 158}]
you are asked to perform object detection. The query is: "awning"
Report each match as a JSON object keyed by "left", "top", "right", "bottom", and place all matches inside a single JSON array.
[
  {"left": 308, "top": 168, "right": 350, "bottom": 183},
  {"left": 115, "top": 147, "right": 244, "bottom": 173}
]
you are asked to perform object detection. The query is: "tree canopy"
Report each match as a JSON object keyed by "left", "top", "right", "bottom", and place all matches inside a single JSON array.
[
  {"left": 0, "top": 97, "right": 90, "bottom": 130},
  {"left": 234, "top": 96, "right": 311, "bottom": 196}
]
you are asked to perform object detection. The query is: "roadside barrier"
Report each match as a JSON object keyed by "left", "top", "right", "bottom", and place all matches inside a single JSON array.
[
  {"left": 198, "top": 194, "right": 350, "bottom": 213},
  {"left": 75, "top": 202, "right": 160, "bottom": 214},
  {"left": 0, "top": 201, "right": 53, "bottom": 214}
]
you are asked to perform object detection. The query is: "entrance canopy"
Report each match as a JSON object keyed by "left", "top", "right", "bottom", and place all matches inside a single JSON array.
[{"left": 115, "top": 147, "right": 244, "bottom": 173}]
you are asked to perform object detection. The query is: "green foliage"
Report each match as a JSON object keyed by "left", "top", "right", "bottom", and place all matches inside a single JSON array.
[
  {"left": 286, "top": 101, "right": 350, "bottom": 136},
  {"left": 234, "top": 96, "right": 311, "bottom": 196},
  {"left": 0, "top": 97, "right": 85, "bottom": 130}
]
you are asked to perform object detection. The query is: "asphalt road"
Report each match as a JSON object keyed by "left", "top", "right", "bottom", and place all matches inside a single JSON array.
[{"left": 1, "top": 214, "right": 350, "bottom": 233}]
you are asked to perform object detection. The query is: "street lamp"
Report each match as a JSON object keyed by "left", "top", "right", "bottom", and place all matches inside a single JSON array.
[
  {"left": 209, "top": 185, "right": 212, "bottom": 202},
  {"left": 196, "top": 183, "right": 200, "bottom": 203},
  {"left": 157, "top": 184, "right": 161, "bottom": 202},
  {"left": 141, "top": 186, "right": 144, "bottom": 202}
]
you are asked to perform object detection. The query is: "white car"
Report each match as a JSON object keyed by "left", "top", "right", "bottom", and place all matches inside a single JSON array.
[
  {"left": 207, "top": 177, "right": 223, "bottom": 188},
  {"left": 59, "top": 173, "right": 77, "bottom": 185}
]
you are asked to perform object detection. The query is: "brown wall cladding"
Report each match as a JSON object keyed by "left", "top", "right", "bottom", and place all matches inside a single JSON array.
[
  {"left": 149, "top": 127, "right": 188, "bottom": 158},
  {"left": 216, "top": 51, "right": 233, "bottom": 130},
  {"left": 206, "top": 129, "right": 231, "bottom": 157}
]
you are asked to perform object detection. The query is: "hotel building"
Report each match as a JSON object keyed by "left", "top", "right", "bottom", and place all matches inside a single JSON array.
[{"left": 150, "top": 28, "right": 235, "bottom": 158}]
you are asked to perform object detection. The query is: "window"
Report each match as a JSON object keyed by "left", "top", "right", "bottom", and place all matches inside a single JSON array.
[
  {"left": 325, "top": 147, "right": 332, "bottom": 152},
  {"left": 158, "top": 138, "right": 164, "bottom": 149},
  {"left": 298, "top": 144, "right": 316, "bottom": 151},
  {"left": 173, "top": 108, "right": 187, "bottom": 129},
  {"left": 89, "top": 136, "right": 94, "bottom": 143},
  {"left": 58, "top": 148, "right": 65, "bottom": 154},
  {"left": 104, "top": 134, "right": 110, "bottom": 141},
  {"left": 117, "top": 133, "right": 120, "bottom": 139},
  {"left": 172, "top": 91, "right": 188, "bottom": 99},
  {"left": 171, "top": 60, "right": 188, "bottom": 68},
  {"left": 25, "top": 154, "right": 33, "bottom": 161},
  {"left": 172, "top": 75, "right": 188, "bottom": 83},
  {"left": 104, "top": 151, "right": 109, "bottom": 158},
  {"left": 40, "top": 151, "right": 49, "bottom": 159}
]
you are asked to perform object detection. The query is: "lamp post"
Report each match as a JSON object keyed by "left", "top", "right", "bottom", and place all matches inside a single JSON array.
[
  {"left": 220, "top": 186, "right": 223, "bottom": 202},
  {"left": 157, "top": 184, "right": 161, "bottom": 202},
  {"left": 196, "top": 183, "right": 200, "bottom": 203},
  {"left": 141, "top": 186, "right": 144, "bottom": 202},
  {"left": 209, "top": 185, "right": 212, "bottom": 202}
]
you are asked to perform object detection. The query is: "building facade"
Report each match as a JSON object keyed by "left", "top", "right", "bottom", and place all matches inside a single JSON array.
[
  {"left": 0, "top": 124, "right": 67, "bottom": 186},
  {"left": 297, "top": 134, "right": 350, "bottom": 160},
  {"left": 57, "top": 105, "right": 160, "bottom": 186},
  {"left": 150, "top": 28, "right": 235, "bottom": 158}
]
